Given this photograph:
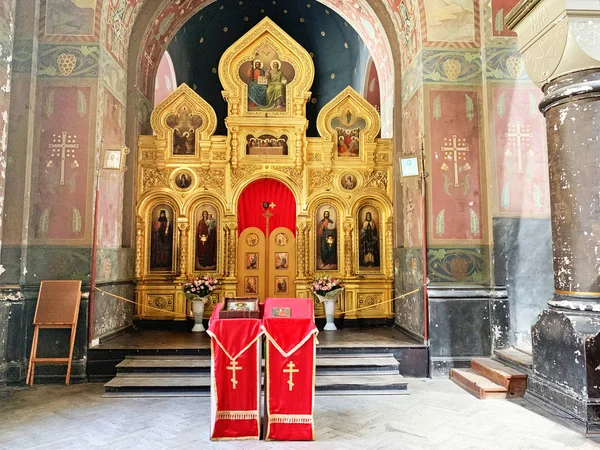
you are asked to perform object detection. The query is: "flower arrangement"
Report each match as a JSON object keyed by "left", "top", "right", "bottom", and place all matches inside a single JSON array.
[
  {"left": 183, "top": 276, "right": 218, "bottom": 300},
  {"left": 310, "top": 275, "right": 344, "bottom": 298}
]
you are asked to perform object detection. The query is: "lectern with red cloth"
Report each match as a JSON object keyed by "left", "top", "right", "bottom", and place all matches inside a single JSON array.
[
  {"left": 262, "top": 298, "right": 318, "bottom": 441},
  {"left": 207, "top": 304, "right": 263, "bottom": 441}
]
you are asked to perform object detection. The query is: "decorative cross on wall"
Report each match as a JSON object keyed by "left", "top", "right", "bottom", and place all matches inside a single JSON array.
[
  {"left": 441, "top": 134, "right": 469, "bottom": 188},
  {"left": 505, "top": 121, "right": 533, "bottom": 173},
  {"left": 49, "top": 131, "right": 79, "bottom": 185}
]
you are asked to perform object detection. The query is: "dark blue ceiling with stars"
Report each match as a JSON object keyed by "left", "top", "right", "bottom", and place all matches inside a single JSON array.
[{"left": 167, "top": 0, "right": 371, "bottom": 136}]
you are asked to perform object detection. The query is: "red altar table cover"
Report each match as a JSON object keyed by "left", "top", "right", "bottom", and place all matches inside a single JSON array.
[
  {"left": 262, "top": 298, "right": 318, "bottom": 441},
  {"left": 207, "top": 304, "right": 263, "bottom": 441}
]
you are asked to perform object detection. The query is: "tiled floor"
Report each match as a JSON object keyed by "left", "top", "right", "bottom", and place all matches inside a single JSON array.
[{"left": 1, "top": 380, "right": 599, "bottom": 449}]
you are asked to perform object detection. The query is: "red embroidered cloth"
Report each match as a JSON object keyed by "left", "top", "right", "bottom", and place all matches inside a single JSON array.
[
  {"left": 207, "top": 304, "right": 263, "bottom": 441},
  {"left": 262, "top": 298, "right": 318, "bottom": 441}
]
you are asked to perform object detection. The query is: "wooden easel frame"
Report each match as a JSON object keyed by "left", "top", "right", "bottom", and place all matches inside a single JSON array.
[{"left": 26, "top": 280, "right": 82, "bottom": 386}]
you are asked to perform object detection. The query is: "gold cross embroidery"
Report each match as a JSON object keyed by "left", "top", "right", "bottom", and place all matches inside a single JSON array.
[
  {"left": 283, "top": 361, "right": 299, "bottom": 391},
  {"left": 226, "top": 359, "right": 242, "bottom": 389}
]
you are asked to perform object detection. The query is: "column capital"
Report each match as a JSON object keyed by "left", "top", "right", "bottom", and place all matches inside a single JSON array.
[{"left": 507, "top": 0, "right": 600, "bottom": 87}]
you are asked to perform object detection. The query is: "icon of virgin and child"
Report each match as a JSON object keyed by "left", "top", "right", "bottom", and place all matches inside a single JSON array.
[{"left": 245, "top": 57, "right": 293, "bottom": 110}]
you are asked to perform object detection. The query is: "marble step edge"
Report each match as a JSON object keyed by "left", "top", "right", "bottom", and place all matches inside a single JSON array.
[
  {"left": 119, "top": 353, "right": 395, "bottom": 362},
  {"left": 450, "top": 368, "right": 508, "bottom": 400},
  {"left": 117, "top": 356, "right": 398, "bottom": 368},
  {"left": 103, "top": 390, "right": 407, "bottom": 398},
  {"left": 104, "top": 374, "right": 407, "bottom": 389},
  {"left": 113, "top": 368, "right": 401, "bottom": 378}
]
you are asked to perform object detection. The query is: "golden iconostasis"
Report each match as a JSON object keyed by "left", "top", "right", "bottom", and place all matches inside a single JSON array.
[{"left": 135, "top": 18, "right": 394, "bottom": 322}]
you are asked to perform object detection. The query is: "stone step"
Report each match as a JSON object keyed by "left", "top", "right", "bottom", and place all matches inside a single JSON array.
[
  {"left": 494, "top": 348, "right": 533, "bottom": 371},
  {"left": 115, "top": 354, "right": 400, "bottom": 376},
  {"left": 450, "top": 368, "right": 508, "bottom": 400},
  {"left": 471, "top": 358, "right": 527, "bottom": 398},
  {"left": 315, "top": 374, "right": 408, "bottom": 395},
  {"left": 104, "top": 371, "right": 408, "bottom": 397},
  {"left": 103, "top": 375, "right": 211, "bottom": 398}
]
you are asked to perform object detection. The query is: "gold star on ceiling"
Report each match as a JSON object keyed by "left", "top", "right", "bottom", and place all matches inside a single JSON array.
[
  {"left": 223, "top": 27, "right": 228, "bottom": 32},
  {"left": 300, "top": 17, "right": 305, "bottom": 22},
  {"left": 321, "top": 31, "right": 326, "bottom": 36},
  {"left": 330, "top": 73, "right": 335, "bottom": 79},
  {"left": 212, "top": 68, "right": 217, "bottom": 73},
  {"left": 244, "top": 16, "right": 249, "bottom": 21},
  {"left": 199, "top": 37, "right": 204, "bottom": 43},
  {"left": 344, "top": 42, "right": 349, "bottom": 48},
  {"left": 311, "top": 98, "right": 317, "bottom": 104}
]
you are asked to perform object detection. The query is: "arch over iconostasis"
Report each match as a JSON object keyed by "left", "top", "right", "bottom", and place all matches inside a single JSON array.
[{"left": 135, "top": 19, "right": 394, "bottom": 323}]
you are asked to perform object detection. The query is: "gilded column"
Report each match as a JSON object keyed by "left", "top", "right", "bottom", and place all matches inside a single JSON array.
[
  {"left": 296, "top": 220, "right": 308, "bottom": 278},
  {"left": 226, "top": 222, "right": 237, "bottom": 278},
  {"left": 343, "top": 220, "right": 354, "bottom": 277},
  {"left": 177, "top": 222, "right": 189, "bottom": 278},
  {"left": 135, "top": 215, "right": 144, "bottom": 280},
  {"left": 386, "top": 217, "right": 394, "bottom": 277},
  {"left": 507, "top": 0, "right": 600, "bottom": 432}
]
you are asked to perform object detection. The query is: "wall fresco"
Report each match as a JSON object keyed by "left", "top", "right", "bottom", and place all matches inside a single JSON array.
[
  {"left": 97, "top": 172, "right": 124, "bottom": 248},
  {"left": 42, "top": 0, "right": 100, "bottom": 39},
  {"left": 490, "top": 86, "right": 549, "bottom": 217},
  {"left": 101, "top": 87, "right": 125, "bottom": 145},
  {"left": 104, "top": 0, "right": 142, "bottom": 66},
  {"left": 427, "top": 88, "right": 484, "bottom": 242},
  {"left": 491, "top": 0, "right": 518, "bottom": 37},
  {"left": 421, "top": 0, "right": 479, "bottom": 48},
  {"left": 34, "top": 85, "right": 93, "bottom": 241}
]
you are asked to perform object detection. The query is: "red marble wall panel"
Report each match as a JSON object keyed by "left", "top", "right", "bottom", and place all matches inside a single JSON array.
[
  {"left": 491, "top": 86, "right": 549, "bottom": 216},
  {"left": 428, "top": 88, "right": 483, "bottom": 241},
  {"left": 491, "top": 0, "right": 518, "bottom": 37},
  {"left": 34, "top": 85, "right": 92, "bottom": 241}
]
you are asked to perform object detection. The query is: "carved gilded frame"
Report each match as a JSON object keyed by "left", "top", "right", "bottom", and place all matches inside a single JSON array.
[
  {"left": 317, "top": 86, "right": 381, "bottom": 165},
  {"left": 150, "top": 83, "right": 217, "bottom": 159},
  {"left": 219, "top": 17, "right": 314, "bottom": 118}
]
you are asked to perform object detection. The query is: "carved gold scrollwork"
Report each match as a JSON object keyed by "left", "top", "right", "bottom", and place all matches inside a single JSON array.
[
  {"left": 178, "top": 222, "right": 189, "bottom": 277},
  {"left": 274, "top": 166, "right": 303, "bottom": 186},
  {"left": 343, "top": 220, "right": 354, "bottom": 277},
  {"left": 212, "top": 151, "right": 226, "bottom": 161},
  {"left": 194, "top": 168, "right": 226, "bottom": 194},
  {"left": 307, "top": 153, "right": 321, "bottom": 162},
  {"left": 135, "top": 215, "right": 144, "bottom": 280},
  {"left": 231, "top": 166, "right": 260, "bottom": 186},
  {"left": 375, "top": 153, "right": 391, "bottom": 163},
  {"left": 363, "top": 170, "right": 388, "bottom": 190},
  {"left": 142, "top": 168, "right": 171, "bottom": 191},
  {"left": 309, "top": 170, "right": 334, "bottom": 194}
]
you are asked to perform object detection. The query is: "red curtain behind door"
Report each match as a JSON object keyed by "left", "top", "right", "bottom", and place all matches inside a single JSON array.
[{"left": 237, "top": 179, "right": 296, "bottom": 236}]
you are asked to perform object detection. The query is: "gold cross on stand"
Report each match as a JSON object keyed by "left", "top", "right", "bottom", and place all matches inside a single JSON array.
[
  {"left": 441, "top": 134, "right": 469, "bottom": 188},
  {"left": 49, "top": 131, "right": 79, "bottom": 185},
  {"left": 283, "top": 361, "right": 299, "bottom": 391},
  {"left": 226, "top": 359, "right": 242, "bottom": 389},
  {"left": 505, "top": 121, "right": 533, "bottom": 174}
]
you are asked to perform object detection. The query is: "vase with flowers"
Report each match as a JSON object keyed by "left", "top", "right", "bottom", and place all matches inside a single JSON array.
[
  {"left": 183, "top": 276, "right": 218, "bottom": 332},
  {"left": 310, "top": 276, "right": 344, "bottom": 331}
]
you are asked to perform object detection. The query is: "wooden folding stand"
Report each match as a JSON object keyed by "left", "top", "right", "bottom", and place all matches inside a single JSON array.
[{"left": 26, "top": 280, "right": 82, "bottom": 386}]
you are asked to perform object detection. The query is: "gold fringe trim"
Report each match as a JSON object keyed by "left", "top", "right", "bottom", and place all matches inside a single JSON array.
[
  {"left": 268, "top": 414, "right": 313, "bottom": 424},
  {"left": 216, "top": 410, "right": 259, "bottom": 421}
]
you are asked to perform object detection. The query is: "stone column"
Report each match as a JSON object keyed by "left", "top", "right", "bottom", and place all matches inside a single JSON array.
[{"left": 507, "top": 0, "right": 600, "bottom": 433}]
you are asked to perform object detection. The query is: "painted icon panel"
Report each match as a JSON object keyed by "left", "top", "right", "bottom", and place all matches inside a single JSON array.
[
  {"left": 245, "top": 276, "right": 258, "bottom": 294},
  {"left": 275, "top": 252, "right": 289, "bottom": 270},
  {"left": 194, "top": 205, "right": 218, "bottom": 271},
  {"left": 239, "top": 44, "right": 295, "bottom": 112},
  {"left": 332, "top": 111, "right": 366, "bottom": 158},
  {"left": 246, "top": 134, "right": 288, "bottom": 155},
  {"left": 166, "top": 105, "right": 203, "bottom": 155},
  {"left": 316, "top": 204, "right": 338, "bottom": 271},
  {"left": 245, "top": 252, "right": 259, "bottom": 270},
  {"left": 358, "top": 206, "right": 381, "bottom": 270},
  {"left": 275, "top": 276, "right": 288, "bottom": 294},
  {"left": 150, "top": 205, "right": 175, "bottom": 272}
]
